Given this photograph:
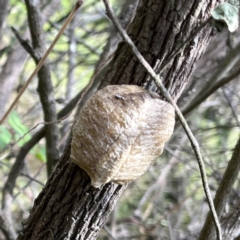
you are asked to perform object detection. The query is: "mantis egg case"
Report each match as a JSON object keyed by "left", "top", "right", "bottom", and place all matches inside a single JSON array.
[{"left": 71, "top": 85, "right": 175, "bottom": 188}]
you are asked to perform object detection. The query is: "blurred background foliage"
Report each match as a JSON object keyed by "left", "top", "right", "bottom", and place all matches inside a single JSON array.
[{"left": 0, "top": 0, "right": 239, "bottom": 239}]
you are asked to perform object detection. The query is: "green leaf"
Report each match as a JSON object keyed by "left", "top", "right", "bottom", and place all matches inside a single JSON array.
[
  {"left": 8, "top": 111, "right": 28, "bottom": 135},
  {"left": 212, "top": 3, "right": 239, "bottom": 32},
  {"left": 0, "top": 126, "right": 12, "bottom": 151},
  {"left": 7, "top": 111, "right": 31, "bottom": 146},
  {"left": 35, "top": 147, "right": 46, "bottom": 163}
]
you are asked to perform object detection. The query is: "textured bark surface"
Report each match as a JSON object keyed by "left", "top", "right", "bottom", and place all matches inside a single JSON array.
[
  {"left": 17, "top": 0, "right": 224, "bottom": 239},
  {"left": 100, "top": 0, "right": 220, "bottom": 101},
  {"left": 17, "top": 142, "right": 126, "bottom": 240}
]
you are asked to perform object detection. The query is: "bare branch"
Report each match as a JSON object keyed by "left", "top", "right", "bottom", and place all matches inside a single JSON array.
[
  {"left": 11, "top": 27, "right": 39, "bottom": 62},
  {"left": 25, "top": 0, "right": 59, "bottom": 176}
]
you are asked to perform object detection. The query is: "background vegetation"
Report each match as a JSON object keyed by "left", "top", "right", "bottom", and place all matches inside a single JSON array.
[{"left": 0, "top": 0, "right": 239, "bottom": 239}]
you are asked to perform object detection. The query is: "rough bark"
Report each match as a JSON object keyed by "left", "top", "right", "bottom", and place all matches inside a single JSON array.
[
  {"left": 16, "top": 0, "right": 224, "bottom": 239},
  {"left": 17, "top": 141, "right": 127, "bottom": 240},
  {"left": 95, "top": 0, "right": 139, "bottom": 71},
  {"left": 100, "top": 0, "right": 222, "bottom": 101}
]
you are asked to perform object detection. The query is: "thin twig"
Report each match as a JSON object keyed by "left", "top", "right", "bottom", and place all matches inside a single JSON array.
[
  {"left": 0, "top": 0, "right": 84, "bottom": 125},
  {"left": 11, "top": 27, "right": 39, "bottom": 62},
  {"left": 102, "top": 0, "right": 222, "bottom": 239},
  {"left": 104, "top": 226, "right": 117, "bottom": 240}
]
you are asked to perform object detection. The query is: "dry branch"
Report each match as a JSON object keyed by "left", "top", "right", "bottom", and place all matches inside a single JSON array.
[{"left": 25, "top": 0, "right": 59, "bottom": 176}]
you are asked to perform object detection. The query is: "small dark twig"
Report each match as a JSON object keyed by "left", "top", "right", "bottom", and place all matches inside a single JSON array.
[{"left": 11, "top": 27, "right": 39, "bottom": 62}]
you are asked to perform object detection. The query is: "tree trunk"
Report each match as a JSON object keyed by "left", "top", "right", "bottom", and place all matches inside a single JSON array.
[{"left": 17, "top": 0, "right": 224, "bottom": 239}]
